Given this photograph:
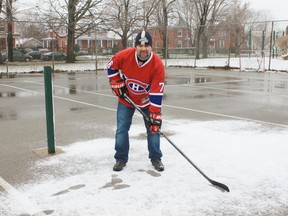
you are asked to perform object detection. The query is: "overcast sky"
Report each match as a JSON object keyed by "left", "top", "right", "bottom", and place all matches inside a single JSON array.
[
  {"left": 247, "top": 0, "right": 288, "bottom": 21},
  {"left": 15, "top": 0, "right": 288, "bottom": 22}
]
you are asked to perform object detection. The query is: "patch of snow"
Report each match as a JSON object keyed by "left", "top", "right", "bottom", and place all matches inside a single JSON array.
[{"left": 1, "top": 120, "right": 288, "bottom": 215}]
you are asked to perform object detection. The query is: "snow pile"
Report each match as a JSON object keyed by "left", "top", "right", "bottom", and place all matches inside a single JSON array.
[
  {"left": 1, "top": 120, "right": 288, "bottom": 216},
  {"left": 1, "top": 57, "right": 288, "bottom": 73}
]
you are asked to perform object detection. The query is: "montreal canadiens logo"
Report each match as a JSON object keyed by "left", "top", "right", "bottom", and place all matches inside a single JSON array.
[{"left": 126, "top": 78, "right": 150, "bottom": 95}]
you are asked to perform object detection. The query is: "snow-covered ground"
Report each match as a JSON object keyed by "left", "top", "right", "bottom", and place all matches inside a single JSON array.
[
  {"left": 1, "top": 120, "right": 288, "bottom": 216},
  {"left": 0, "top": 56, "right": 288, "bottom": 73}
]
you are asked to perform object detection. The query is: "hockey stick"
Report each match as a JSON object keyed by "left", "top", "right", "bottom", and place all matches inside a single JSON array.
[{"left": 124, "top": 95, "right": 230, "bottom": 192}]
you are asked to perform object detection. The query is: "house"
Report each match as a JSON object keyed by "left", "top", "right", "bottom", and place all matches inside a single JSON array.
[
  {"left": 147, "top": 25, "right": 192, "bottom": 55},
  {"left": 18, "top": 38, "right": 43, "bottom": 51},
  {"left": 42, "top": 31, "right": 67, "bottom": 53},
  {"left": 41, "top": 28, "right": 121, "bottom": 55},
  {"left": 75, "top": 30, "right": 119, "bottom": 54}
]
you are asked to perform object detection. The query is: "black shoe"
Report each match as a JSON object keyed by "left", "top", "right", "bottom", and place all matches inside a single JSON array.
[
  {"left": 113, "top": 161, "right": 126, "bottom": 171},
  {"left": 151, "top": 160, "right": 164, "bottom": 172}
]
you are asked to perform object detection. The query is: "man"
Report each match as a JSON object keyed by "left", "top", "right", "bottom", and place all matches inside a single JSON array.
[{"left": 107, "top": 30, "right": 165, "bottom": 172}]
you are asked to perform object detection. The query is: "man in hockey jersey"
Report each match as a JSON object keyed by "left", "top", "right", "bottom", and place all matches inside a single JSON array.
[{"left": 107, "top": 30, "right": 165, "bottom": 172}]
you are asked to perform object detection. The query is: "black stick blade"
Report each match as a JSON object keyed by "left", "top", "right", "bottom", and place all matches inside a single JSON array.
[
  {"left": 209, "top": 179, "right": 230, "bottom": 192},
  {"left": 123, "top": 95, "right": 231, "bottom": 193}
]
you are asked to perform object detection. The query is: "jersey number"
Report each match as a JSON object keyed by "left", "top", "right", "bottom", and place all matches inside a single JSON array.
[{"left": 159, "top": 82, "right": 164, "bottom": 92}]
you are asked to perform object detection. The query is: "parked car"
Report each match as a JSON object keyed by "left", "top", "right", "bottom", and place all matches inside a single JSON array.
[
  {"left": 41, "top": 52, "right": 67, "bottom": 61},
  {"left": 2, "top": 51, "right": 33, "bottom": 62},
  {"left": 26, "top": 50, "right": 42, "bottom": 60}
]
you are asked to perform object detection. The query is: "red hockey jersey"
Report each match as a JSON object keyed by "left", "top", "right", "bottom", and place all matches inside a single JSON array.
[{"left": 107, "top": 48, "right": 165, "bottom": 113}]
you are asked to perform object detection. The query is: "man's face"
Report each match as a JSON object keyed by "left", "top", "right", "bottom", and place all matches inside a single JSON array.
[{"left": 136, "top": 45, "right": 152, "bottom": 60}]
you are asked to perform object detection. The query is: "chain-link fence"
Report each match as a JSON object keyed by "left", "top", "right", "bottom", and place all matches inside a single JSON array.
[
  {"left": 164, "top": 20, "right": 288, "bottom": 59},
  {"left": 161, "top": 20, "right": 288, "bottom": 70},
  {"left": 1, "top": 19, "right": 288, "bottom": 71}
]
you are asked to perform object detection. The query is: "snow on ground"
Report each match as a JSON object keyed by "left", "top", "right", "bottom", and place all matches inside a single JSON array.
[
  {"left": 1, "top": 56, "right": 288, "bottom": 215},
  {"left": 0, "top": 56, "right": 288, "bottom": 73},
  {"left": 1, "top": 119, "right": 288, "bottom": 216}
]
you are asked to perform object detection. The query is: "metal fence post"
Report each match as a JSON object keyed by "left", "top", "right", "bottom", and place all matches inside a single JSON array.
[{"left": 44, "top": 66, "right": 55, "bottom": 154}]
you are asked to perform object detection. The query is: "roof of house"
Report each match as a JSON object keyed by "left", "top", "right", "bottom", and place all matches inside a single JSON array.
[{"left": 17, "top": 38, "right": 43, "bottom": 48}]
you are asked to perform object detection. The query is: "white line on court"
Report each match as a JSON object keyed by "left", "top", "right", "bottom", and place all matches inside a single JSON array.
[
  {"left": 168, "top": 82, "right": 288, "bottom": 98},
  {"left": 163, "top": 104, "right": 288, "bottom": 128},
  {"left": 167, "top": 78, "right": 247, "bottom": 86},
  {"left": 0, "top": 84, "right": 43, "bottom": 95},
  {"left": 193, "top": 85, "right": 288, "bottom": 98},
  {"left": 24, "top": 80, "right": 114, "bottom": 97},
  {"left": 2, "top": 83, "right": 288, "bottom": 128},
  {"left": 0, "top": 83, "right": 116, "bottom": 112}
]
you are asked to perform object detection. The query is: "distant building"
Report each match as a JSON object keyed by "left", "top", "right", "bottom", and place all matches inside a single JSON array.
[
  {"left": 42, "top": 31, "right": 67, "bottom": 53},
  {"left": 18, "top": 38, "right": 43, "bottom": 51},
  {"left": 75, "top": 30, "right": 119, "bottom": 54},
  {"left": 146, "top": 25, "right": 192, "bottom": 55}
]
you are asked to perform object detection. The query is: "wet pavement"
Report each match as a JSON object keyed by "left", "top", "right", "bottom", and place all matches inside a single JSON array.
[{"left": 1, "top": 68, "right": 288, "bottom": 185}]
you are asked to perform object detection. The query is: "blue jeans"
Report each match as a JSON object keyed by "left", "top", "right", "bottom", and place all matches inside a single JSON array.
[{"left": 114, "top": 102, "right": 162, "bottom": 163}]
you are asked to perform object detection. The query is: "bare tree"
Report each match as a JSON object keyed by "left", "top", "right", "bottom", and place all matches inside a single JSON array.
[
  {"left": 0, "top": 0, "right": 3, "bottom": 64},
  {"left": 222, "top": 0, "right": 271, "bottom": 55},
  {"left": 6, "top": 0, "right": 14, "bottom": 61},
  {"left": 193, "top": 0, "right": 234, "bottom": 59},
  {"left": 154, "top": 0, "right": 177, "bottom": 59},
  {"left": 66, "top": 0, "right": 77, "bottom": 63},
  {"left": 141, "top": 0, "right": 161, "bottom": 29},
  {"left": 102, "top": 0, "right": 142, "bottom": 49},
  {"left": 244, "top": 7, "right": 273, "bottom": 51},
  {"left": 15, "top": 10, "right": 48, "bottom": 40},
  {"left": 17, "top": 23, "right": 48, "bottom": 41},
  {"left": 225, "top": 1, "right": 251, "bottom": 54},
  {"left": 176, "top": 0, "right": 271, "bottom": 59},
  {"left": 67, "top": 0, "right": 104, "bottom": 62},
  {"left": 176, "top": 0, "right": 197, "bottom": 48},
  {"left": 40, "top": 0, "right": 103, "bottom": 63},
  {"left": 0, "top": 0, "right": 20, "bottom": 63}
]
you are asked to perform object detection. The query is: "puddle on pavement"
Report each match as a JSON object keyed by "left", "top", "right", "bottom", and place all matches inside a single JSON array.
[
  {"left": 0, "top": 91, "right": 39, "bottom": 97},
  {"left": 0, "top": 73, "right": 17, "bottom": 79},
  {"left": 0, "top": 92, "right": 16, "bottom": 97},
  {"left": 0, "top": 110, "right": 17, "bottom": 120},
  {"left": 165, "top": 76, "right": 214, "bottom": 85},
  {"left": 0, "top": 72, "right": 43, "bottom": 79},
  {"left": 68, "top": 73, "right": 76, "bottom": 80},
  {"left": 194, "top": 77, "right": 212, "bottom": 83},
  {"left": 69, "top": 84, "right": 77, "bottom": 94},
  {"left": 273, "top": 81, "right": 288, "bottom": 89},
  {"left": 70, "top": 107, "right": 86, "bottom": 111}
]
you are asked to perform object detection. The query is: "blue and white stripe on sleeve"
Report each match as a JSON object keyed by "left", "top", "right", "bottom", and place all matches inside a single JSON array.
[
  {"left": 107, "top": 68, "right": 119, "bottom": 79},
  {"left": 149, "top": 93, "right": 163, "bottom": 108}
]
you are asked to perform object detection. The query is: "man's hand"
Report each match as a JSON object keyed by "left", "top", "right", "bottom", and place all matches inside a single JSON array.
[
  {"left": 109, "top": 79, "right": 127, "bottom": 99},
  {"left": 149, "top": 112, "right": 162, "bottom": 134}
]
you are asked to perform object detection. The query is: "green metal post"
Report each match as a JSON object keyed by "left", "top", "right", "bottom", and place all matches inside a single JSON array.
[
  {"left": 272, "top": 31, "right": 276, "bottom": 58},
  {"left": 249, "top": 29, "right": 252, "bottom": 51},
  {"left": 268, "top": 21, "right": 274, "bottom": 71},
  {"left": 44, "top": 66, "right": 55, "bottom": 154},
  {"left": 261, "top": 31, "right": 265, "bottom": 51}
]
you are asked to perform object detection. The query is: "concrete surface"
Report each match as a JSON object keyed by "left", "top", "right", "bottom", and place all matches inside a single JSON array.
[{"left": 1, "top": 68, "right": 288, "bottom": 186}]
